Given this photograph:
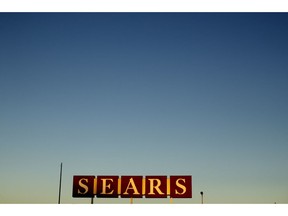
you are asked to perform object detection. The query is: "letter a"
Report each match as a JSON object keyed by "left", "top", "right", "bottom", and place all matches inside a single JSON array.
[{"left": 123, "top": 178, "right": 140, "bottom": 195}]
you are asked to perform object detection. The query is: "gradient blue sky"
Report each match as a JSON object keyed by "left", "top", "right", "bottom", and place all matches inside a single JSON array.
[{"left": 0, "top": 13, "right": 288, "bottom": 203}]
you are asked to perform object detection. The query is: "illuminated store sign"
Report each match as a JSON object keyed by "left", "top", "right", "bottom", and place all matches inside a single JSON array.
[{"left": 73, "top": 175, "right": 192, "bottom": 198}]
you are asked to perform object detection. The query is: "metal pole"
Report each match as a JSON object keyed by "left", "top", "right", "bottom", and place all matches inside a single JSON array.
[
  {"left": 200, "top": 191, "right": 203, "bottom": 204},
  {"left": 58, "top": 162, "right": 63, "bottom": 204},
  {"left": 91, "top": 196, "right": 94, "bottom": 204}
]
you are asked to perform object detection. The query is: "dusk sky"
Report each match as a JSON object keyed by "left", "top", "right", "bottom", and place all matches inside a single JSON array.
[{"left": 0, "top": 13, "right": 287, "bottom": 204}]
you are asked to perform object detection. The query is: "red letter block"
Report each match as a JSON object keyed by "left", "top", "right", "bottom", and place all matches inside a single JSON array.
[
  {"left": 72, "top": 175, "right": 95, "bottom": 198},
  {"left": 170, "top": 176, "right": 192, "bottom": 198},
  {"left": 145, "top": 176, "right": 167, "bottom": 198},
  {"left": 121, "top": 176, "right": 143, "bottom": 198},
  {"left": 97, "top": 176, "right": 119, "bottom": 198}
]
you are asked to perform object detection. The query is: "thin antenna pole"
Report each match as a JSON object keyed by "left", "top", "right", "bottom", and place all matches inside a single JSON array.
[{"left": 58, "top": 162, "right": 63, "bottom": 204}]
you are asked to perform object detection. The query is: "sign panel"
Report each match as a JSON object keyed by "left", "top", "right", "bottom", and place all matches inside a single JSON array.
[
  {"left": 120, "top": 176, "right": 143, "bottom": 198},
  {"left": 170, "top": 176, "right": 192, "bottom": 198},
  {"left": 72, "top": 175, "right": 192, "bottom": 199},
  {"left": 145, "top": 176, "right": 167, "bottom": 198},
  {"left": 72, "top": 175, "right": 95, "bottom": 198},
  {"left": 96, "top": 176, "right": 119, "bottom": 198}
]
